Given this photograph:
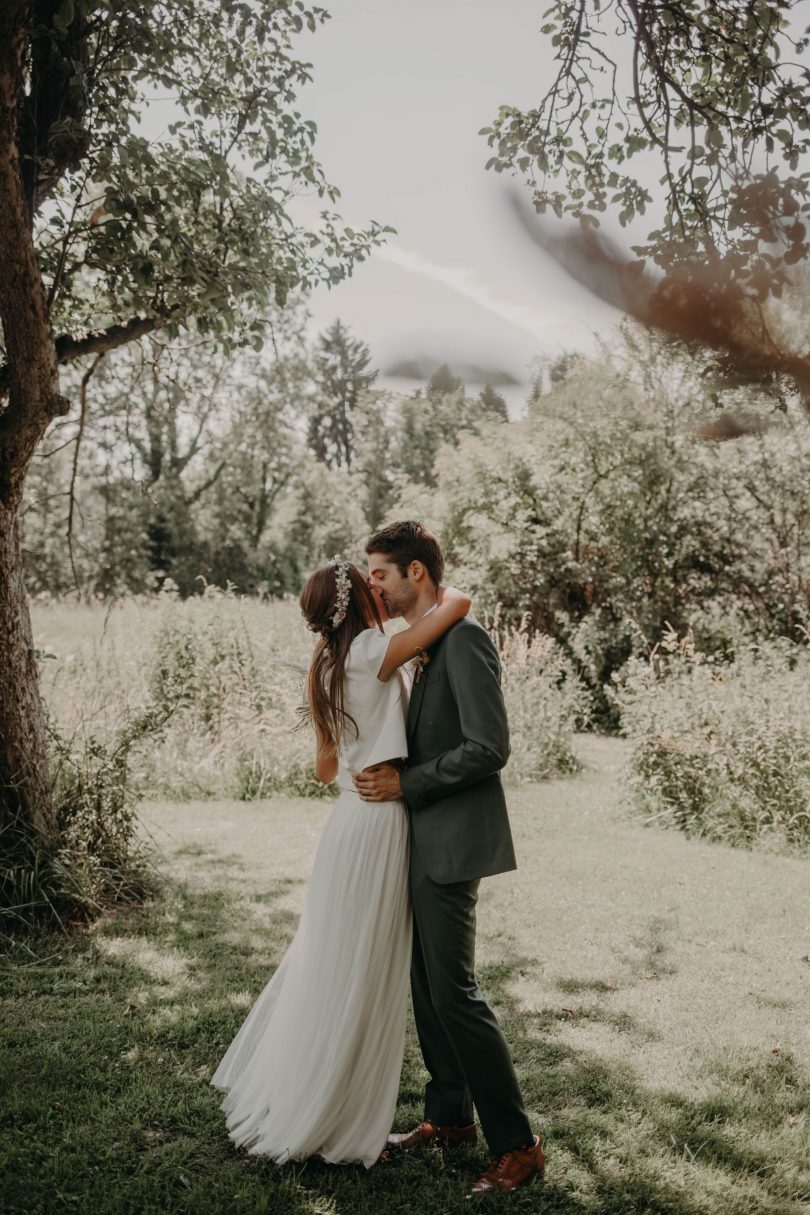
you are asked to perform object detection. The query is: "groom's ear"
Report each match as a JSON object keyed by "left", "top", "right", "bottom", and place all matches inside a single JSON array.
[{"left": 408, "top": 560, "right": 427, "bottom": 584}]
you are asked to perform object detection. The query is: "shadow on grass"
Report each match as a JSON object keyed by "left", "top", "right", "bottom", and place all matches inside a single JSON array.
[
  {"left": 2, "top": 880, "right": 808, "bottom": 1215},
  {"left": 479, "top": 958, "right": 809, "bottom": 1215}
]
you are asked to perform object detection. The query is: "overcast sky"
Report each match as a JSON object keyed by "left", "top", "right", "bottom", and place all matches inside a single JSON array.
[{"left": 295, "top": 0, "right": 623, "bottom": 410}]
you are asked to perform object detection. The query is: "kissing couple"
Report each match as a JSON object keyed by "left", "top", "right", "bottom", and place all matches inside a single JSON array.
[{"left": 210, "top": 520, "right": 544, "bottom": 1197}]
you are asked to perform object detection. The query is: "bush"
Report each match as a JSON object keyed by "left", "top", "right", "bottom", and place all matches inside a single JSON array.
[
  {"left": 1, "top": 655, "right": 190, "bottom": 934},
  {"left": 490, "top": 612, "right": 590, "bottom": 783},
  {"left": 394, "top": 332, "right": 810, "bottom": 726},
  {"left": 611, "top": 629, "right": 810, "bottom": 851}
]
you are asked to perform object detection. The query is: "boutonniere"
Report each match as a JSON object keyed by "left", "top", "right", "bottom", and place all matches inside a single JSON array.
[{"left": 413, "top": 646, "right": 430, "bottom": 684}]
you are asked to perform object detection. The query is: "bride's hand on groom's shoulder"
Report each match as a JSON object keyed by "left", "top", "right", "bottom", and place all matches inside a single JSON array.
[{"left": 437, "top": 584, "right": 471, "bottom": 612}]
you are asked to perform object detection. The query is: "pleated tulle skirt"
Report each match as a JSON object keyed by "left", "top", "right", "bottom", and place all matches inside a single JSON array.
[{"left": 210, "top": 789, "right": 412, "bottom": 1168}]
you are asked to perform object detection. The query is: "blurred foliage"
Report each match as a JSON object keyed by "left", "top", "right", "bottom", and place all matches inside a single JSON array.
[{"left": 20, "top": 326, "right": 510, "bottom": 596}]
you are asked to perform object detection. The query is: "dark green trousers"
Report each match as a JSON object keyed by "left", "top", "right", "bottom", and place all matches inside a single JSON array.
[{"left": 408, "top": 840, "right": 533, "bottom": 1155}]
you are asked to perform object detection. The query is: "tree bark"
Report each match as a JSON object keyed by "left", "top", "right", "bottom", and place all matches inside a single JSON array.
[
  {"left": 0, "top": 3, "right": 65, "bottom": 844},
  {"left": 0, "top": 506, "right": 56, "bottom": 841}
]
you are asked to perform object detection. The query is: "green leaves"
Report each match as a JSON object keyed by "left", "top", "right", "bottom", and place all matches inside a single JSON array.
[
  {"left": 33, "top": 0, "right": 388, "bottom": 354},
  {"left": 52, "top": 0, "right": 76, "bottom": 34},
  {"left": 482, "top": 0, "right": 810, "bottom": 295}
]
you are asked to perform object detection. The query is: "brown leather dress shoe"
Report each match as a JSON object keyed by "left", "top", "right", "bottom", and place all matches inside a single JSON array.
[
  {"left": 471, "top": 1134, "right": 545, "bottom": 1194},
  {"left": 387, "top": 1120, "right": 478, "bottom": 1150}
]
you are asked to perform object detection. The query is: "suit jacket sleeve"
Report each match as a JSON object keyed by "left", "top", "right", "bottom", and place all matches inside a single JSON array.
[{"left": 399, "top": 624, "right": 510, "bottom": 811}]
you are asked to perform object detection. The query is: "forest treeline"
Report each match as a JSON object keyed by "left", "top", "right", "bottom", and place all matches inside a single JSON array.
[
  {"left": 23, "top": 305, "right": 810, "bottom": 724},
  {"left": 21, "top": 311, "right": 508, "bottom": 600}
]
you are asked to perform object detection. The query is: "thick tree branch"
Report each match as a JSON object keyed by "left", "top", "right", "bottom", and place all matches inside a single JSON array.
[
  {"left": 55, "top": 315, "right": 166, "bottom": 365},
  {"left": 0, "top": 314, "right": 165, "bottom": 402}
]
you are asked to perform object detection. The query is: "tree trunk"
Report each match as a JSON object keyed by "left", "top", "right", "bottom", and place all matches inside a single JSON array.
[
  {"left": 0, "top": 3, "right": 68, "bottom": 845},
  {"left": 0, "top": 502, "right": 56, "bottom": 842}
]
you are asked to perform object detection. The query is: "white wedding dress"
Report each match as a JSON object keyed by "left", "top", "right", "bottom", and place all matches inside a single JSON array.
[{"left": 210, "top": 627, "right": 412, "bottom": 1168}]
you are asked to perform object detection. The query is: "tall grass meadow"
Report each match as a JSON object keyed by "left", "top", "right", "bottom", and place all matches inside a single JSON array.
[{"left": 33, "top": 589, "right": 587, "bottom": 811}]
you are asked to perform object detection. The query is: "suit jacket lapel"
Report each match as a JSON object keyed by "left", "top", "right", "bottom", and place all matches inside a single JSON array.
[{"left": 406, "top": 665, "right": 428, "bottom": 742}]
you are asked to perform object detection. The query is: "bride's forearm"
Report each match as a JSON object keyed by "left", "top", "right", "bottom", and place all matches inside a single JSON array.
[{"left": 376, "top": 587, "right": 472, "bottom": 681}]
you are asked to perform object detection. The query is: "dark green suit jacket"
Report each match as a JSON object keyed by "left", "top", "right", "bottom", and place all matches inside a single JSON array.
[{"left": 399, "top": 617, "right": 517, "bottom": 884}]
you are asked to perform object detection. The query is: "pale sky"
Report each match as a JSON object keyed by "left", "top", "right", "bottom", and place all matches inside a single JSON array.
[{"left": 295, "top": 0, "right": 623, "bottom": 412}]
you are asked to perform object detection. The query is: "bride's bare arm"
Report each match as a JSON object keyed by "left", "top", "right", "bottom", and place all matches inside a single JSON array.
[
  {"left": 315, "top": 736, "right": 338, "bottom": 784},
  {"left": 376, "top": 586, "right": 472, "bottom": 682}
]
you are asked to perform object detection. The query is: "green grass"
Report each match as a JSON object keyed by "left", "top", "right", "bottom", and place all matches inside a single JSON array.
[{"left": 2, "top": 737, "right": 809, "bottom": 1214}]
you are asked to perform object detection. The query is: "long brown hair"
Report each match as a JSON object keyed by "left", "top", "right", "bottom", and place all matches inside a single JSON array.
[{"left": 299, "top": 560, "right": 384, "bottom": 749}]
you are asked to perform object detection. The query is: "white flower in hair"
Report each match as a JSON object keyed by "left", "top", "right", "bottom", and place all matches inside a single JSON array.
[{"left": 329, "top": 555, "right": 352, "bottom": 628}]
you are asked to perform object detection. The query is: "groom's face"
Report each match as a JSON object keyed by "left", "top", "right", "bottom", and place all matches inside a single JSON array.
[{"left": 366, "top": 552, "right": 418, "bottom": 619}]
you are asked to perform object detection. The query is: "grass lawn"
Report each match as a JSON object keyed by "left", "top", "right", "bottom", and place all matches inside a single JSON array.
[{"left": 2, "top": 736, "right": 809, "bottom": 1215}]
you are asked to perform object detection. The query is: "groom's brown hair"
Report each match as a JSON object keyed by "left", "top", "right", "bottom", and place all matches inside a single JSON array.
[{"left": 365, "top": 520, "right": 445, "bottom": 586}]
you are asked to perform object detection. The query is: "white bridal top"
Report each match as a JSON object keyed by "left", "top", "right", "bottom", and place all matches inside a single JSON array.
[{"left": 335, "top": 628, "right": 408, "bottom": 794}]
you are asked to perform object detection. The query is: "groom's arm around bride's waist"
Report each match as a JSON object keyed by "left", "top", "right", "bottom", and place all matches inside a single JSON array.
[{"left": 399, "top": 622, "right": 510, "bottom": 812}]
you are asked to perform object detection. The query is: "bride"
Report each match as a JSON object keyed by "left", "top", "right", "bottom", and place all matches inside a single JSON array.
[{"left": 210, "top": 554, "right": 471, "bottom": 1167}]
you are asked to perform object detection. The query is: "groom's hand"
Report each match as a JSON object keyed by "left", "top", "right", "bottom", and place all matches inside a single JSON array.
[{"left": 353, "top": 763, "right": 403, "bottom": 802}]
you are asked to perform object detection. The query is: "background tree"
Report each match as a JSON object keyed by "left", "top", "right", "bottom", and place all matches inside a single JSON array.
[
  {"left": 0, "top": 0, "right": 387, "bottom": 851},
  {"left": 111, "top": 339, "right": 230, "bottom": 592},
  {"left": 477, "top": 383, "right": 509, "bottom": 422},
  {"left": 195, "top": 344, "right": 306, "bottom": 595},
  {"left": 393, "top": 364, "right": 512, "bottom": 486},
  {"left": 393, "top": 324, "right": 810, "bottom": 724},
  {"left": 349, "top": 388, "right": 397, "bottom": 531},
  {"left": 307, "top": 319, "right": 379, "bottom": 469}
]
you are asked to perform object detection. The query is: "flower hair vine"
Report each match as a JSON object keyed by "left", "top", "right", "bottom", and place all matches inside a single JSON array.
[{"left": 328, "top": 554, "right": 352, "bottom": 628}]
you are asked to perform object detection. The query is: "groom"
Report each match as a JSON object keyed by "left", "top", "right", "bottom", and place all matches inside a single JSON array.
[{"left": 354, "top": 520, "right": 544, "bottom": 1196}]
